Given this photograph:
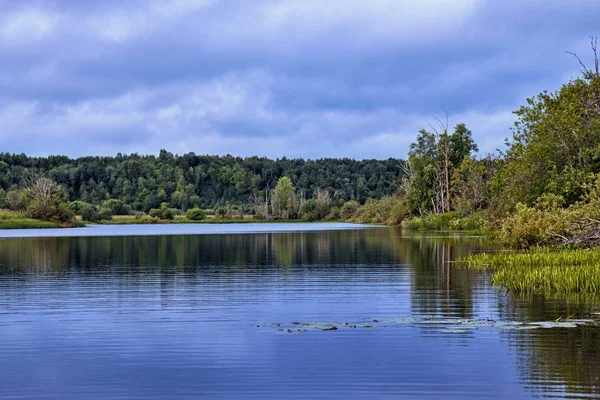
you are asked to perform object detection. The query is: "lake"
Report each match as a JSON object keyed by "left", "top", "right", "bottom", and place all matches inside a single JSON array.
[{"left": 0, "top": 223, "right": 598, "bottom": 399}]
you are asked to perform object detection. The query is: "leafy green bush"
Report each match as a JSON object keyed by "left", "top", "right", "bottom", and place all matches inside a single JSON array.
[
  {"left": 149, "top": 202, "right": 175, "bottom": 220},
  {"left": 215, "top": 206, "right": 232, "bottom": 219},
  {"left": 300, "top": 199, "right": 330, "bottom": 221},
  {"left": 355, "top": 197, "right": 396, "bottom": 224},
  {"left": 101, "top": 199, "right": 132, "bottom": 216},
  {"left": 325, "top": 206, "right": 341, "bottom": 220},
  {"left": 95, "top": 207, "right": 113, "bottom": 221},
  {"left": 341, "top": 200, "right": 360, "bottom": 220},
  {"left": 26, "top": 196, "right": 74, "bottom": 225},
  {"left": 388, "top": 199, "right": 411, "bottom": 225},
  {"left": 69, "top": 201, "right": 99, "bottom": 222},
  {"left": 186, "top": 208, "right": 206, "bottom": 221}
]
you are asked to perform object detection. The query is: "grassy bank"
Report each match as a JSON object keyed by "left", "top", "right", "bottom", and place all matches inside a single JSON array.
[
  {"left": 0, "top": 210, "right": 62, "bottom": 229},
  {"left": 458, "top": 247, "right": 600, "bottom": 294},
  {"left": 95, "top": 215, "right": 335, "bottom": 225},
  {"left": 401, "top": 212, "right": 488, "bottom": 232}
]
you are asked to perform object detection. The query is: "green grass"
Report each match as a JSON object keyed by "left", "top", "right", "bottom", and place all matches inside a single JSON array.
[
  {"left": 402, "top": 211, "right": 488, "bottom": 232},
  {"left": 458, "top": 247, "right": 600, "bottom": 294},
  {"left": 0, "top": 209, "right": 61, "bottom": 229}
]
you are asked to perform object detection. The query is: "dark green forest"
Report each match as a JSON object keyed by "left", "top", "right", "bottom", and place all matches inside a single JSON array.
[{"left": 0, "top": 153, "right": 403, "bottom": 212}]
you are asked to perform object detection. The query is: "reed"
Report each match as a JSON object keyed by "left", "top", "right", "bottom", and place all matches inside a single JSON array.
[{"left": 458, "top": 247, "right": 600, "bottom": 294}]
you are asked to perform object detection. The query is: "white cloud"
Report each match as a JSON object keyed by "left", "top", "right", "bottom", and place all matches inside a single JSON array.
[
  {"left": 0, "top": 8, "right": 58, "bottom": 43},
  {"left": 261, "top": 0, "right": 477, "bottom": 40},
  {"left": 0, "top": 0, "right": 597, "bottom": 159}
]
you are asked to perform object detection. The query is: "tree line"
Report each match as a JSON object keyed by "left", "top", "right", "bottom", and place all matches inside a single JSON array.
[{"left": 0, "top": 153, "right": 404, "bottom": 221}]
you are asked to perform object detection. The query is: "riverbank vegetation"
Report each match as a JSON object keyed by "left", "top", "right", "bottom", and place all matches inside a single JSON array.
[
  {"left": 459, "top": 248, "right": 600, "bottom": 294},
  {"left": 0, "top": 210, "right": 61, "bottom": 229}
]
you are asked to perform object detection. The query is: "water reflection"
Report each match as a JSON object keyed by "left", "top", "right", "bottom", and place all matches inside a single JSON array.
[{"left": 0, "top": 228, "right": 598, "bottom": 399}]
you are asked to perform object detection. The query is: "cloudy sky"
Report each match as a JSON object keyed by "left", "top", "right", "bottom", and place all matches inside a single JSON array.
[{"left": 0, "top": 0, "right": 598, "bottom": 159}]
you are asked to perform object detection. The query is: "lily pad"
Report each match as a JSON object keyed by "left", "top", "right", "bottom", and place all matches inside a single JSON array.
[{"left": 256, "top": 315, "right": 599, "bottom": 334}]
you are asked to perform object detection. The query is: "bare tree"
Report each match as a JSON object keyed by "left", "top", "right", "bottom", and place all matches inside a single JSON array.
[
  {"left": 429, "top": 113, "right": 451, "bottom": 213},
  {"left": 24, "top": 177, "right": 58, "bottom": 201},
  {"left": 565, "top": 36, "right": 599, "bottom": 80}
]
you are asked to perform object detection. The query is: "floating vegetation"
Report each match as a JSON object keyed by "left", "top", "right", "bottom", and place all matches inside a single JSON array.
[
  {"left": 254, "top": 315, "right": 599, "bottom": 334},
  {"left": 457, "top": 248, "right": 600, "bottom": 294}
]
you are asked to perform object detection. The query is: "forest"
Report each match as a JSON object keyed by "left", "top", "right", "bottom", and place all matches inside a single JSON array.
[{"left": 0, "top": 154, "right": 403, "bottom": 222}]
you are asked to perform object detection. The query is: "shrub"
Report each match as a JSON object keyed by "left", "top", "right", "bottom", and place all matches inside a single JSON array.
[
  {"left": 69, "top": 201, "right": 98, "bottom": 222},
  {"left": 26, "top": 196, "right": 74, "bottom": 225},
  {"left": 341, "top": 200, "right": 360, "bottom": 220},
  {"left": 388, "top": 199, "right": 411, "bottom": 225},
  {"left": 355, "top": 197, "right": 396, "bottom": 224},
  {"left": 497, "top": 203, "right": 566, "bottom": 249},
  {"left": 215, "top": 206, "right": 231, "bottom": 219},
  {"left": 149, "top": 202, "right": 175, "bottom": 220},
  {"left": 95, "top": 207, "right": 113, "bottom": 221},
  {"left": 186, "top": 208, "right": 206, "bottom": 221},
  {"left": 325, "top": 206, "right": 341, "bottom": 220},
  {"left": 5, "top": 188, "right": 28, "bottom": 210},
  {"left": 101, "top": 199, "right": 132, "bottom": 216},
  {"left": 300, "top": 199, "right": 322, "bottom": 221}
]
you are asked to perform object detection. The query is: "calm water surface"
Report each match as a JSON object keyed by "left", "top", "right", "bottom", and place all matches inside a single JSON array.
[{"left": 0, "top": 224, "right": 599, "bottom": 399}]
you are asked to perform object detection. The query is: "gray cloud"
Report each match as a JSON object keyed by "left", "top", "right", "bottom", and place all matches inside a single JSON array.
[{"left": 0, "top": 0, "right": 598, "bottom": 158}]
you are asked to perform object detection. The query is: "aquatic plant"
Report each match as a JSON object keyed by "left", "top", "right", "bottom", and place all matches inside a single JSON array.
[
  {"left": 255, "top": 315, "right": 599, "bottom": 334},
  {"left": 458, "top": 248, "right": 600, "bottom": 293}
]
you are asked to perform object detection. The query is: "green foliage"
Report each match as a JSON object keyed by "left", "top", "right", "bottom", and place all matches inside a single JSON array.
[
  {"left": 186, "top": 207, "right": 206, "bottom": 221},
  {"left": 0, "top": 152, "right": 404, "bottom": 212},
  {"left": 0, "top": 209, "right": 25, "bottom": 220},
  {"left": 325, "top": 206, "right": 341, "bottom": 220},
  {"left": 354, "top": 197, "right": 397, "bottom": 224},
  {"left": 69, "top": 201, "right": 98, "bottom": 222},
  {"left": 95, "top": 207, "right": 113, "bottom": 221},
  {"left": 451, "top": 156, "right": 491, "bottom": 213},
  {"left": 459, "top": 248, "right": 600, "bottom": 293},
  {"left": 387, "top": 199, "right": 412, "bottom": 225},
  {"left": 300, "top": 192, "right": 332, "bottom": 221},
  {"left": 340, "top": 200, "right": 360, "bottom": 220},
  {"left": 299, "top": 199, "right": 325, "bottom": 221},
  {"left": 149, "top": 202, "right": 175, "bottom": 220},
  {"left": 496, "top": 187, "right": 600, "bottom": 249},
  {"left": 215, "top": 206, "right": 231, "bottom": 219},
  {"left": 26, "top": 195, "right": 74, "bottom": 225},
  {"left": 272, "top": 177, "right": 296, "bottom": 218},
  {"left": 497, "top": 202, "right": 565, "bottom": 249},
  {"left": 0, "top": 218, "right": 60, "bottom": 229},
  {"left": 101, "top": 199, "right": 131, "bottom": 215},
  {"left": 5, "top": 188, "right": 28, "bottom": 210},
  {"left": 402, "top": 211, "right": 487, "bottom": 231},
  {"left": 493, "top": 75, "right": 600, "bottom": 212},
  {"left": 405, "top": 124, "right": 478, "bottom": 215},
  {"left": 1, "top": 209, "right": 61, "bottom": 228}
]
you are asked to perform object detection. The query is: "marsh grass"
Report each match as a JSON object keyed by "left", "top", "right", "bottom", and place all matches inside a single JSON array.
[
  {"left": 0, "top": 209, "right": 61, "bottom": 229},
  {"left": 402, "top": 211, "right": 488, "bottom": 232},
  {"left": 459, "top": 247, "right": 600, "bottom": 294}
]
